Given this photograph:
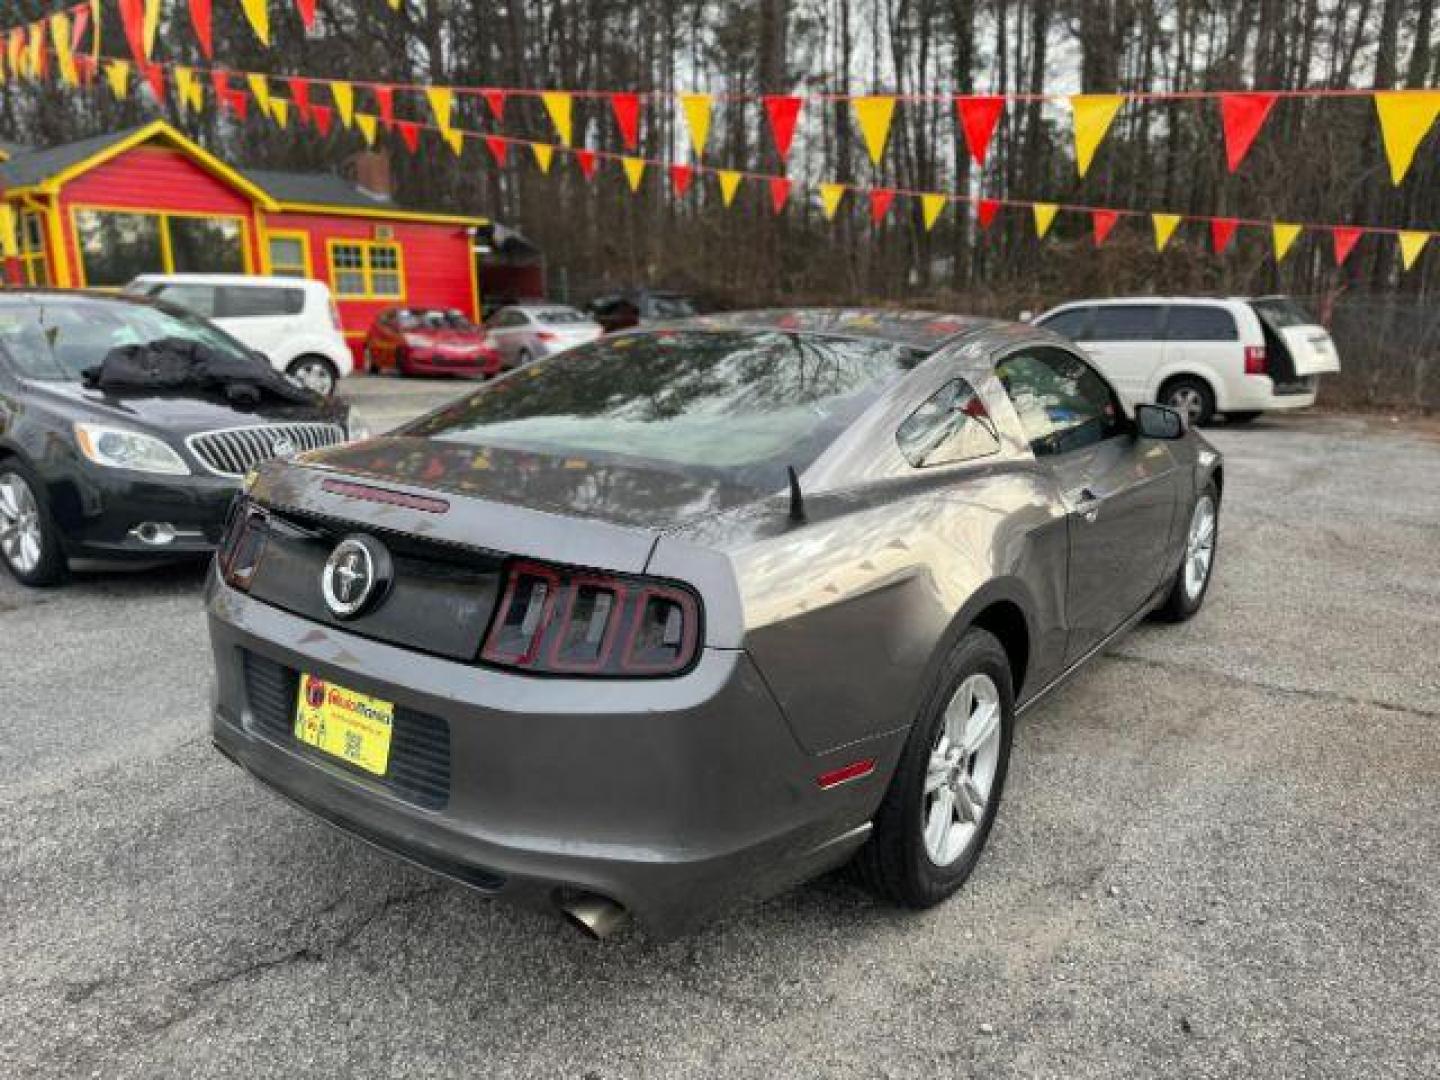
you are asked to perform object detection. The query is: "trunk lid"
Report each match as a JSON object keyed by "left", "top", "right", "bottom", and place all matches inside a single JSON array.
[{"left": 1250, "top": 298, "right": 1342, "bottom": 376}]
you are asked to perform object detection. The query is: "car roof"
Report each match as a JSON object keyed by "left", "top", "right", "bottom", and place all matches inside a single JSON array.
[
  {"left": 661, "top": 308, "right": 999, "bottom": 352},
  {"left": 1044, "top": 296, "right": 1259, "bottom": 309}
]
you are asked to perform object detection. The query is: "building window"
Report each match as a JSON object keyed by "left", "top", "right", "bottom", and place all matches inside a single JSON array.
[
  {"left": 329, "top": 240, "right": 403, "bottom": 299},
  {"left": 267, "top": 233, "right": 310, "bottom": 278},
  {"left": 19, "top": 212, "right": 49, "bottom": 286},
  {"left": 73, "top": 208, "right": 247, "bottom": 287}
]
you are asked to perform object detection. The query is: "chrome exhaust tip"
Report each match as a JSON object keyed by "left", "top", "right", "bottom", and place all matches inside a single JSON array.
[{"left": 557, "top": 892, "right": 630, "bottom": 940}]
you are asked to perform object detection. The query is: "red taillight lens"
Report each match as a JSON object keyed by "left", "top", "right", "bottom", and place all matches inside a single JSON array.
[
  {"left": 536, "top": 331, "right": 558, "bottom": 342},
  {"left": 481, "top": 560, "right": 701, "bottom": 677},
  {"left": 217, "top": 503, "right": 268, "bottom": 592},
  {"left": 1244, "top": 345, "right": 1268, "bottom": 375}
]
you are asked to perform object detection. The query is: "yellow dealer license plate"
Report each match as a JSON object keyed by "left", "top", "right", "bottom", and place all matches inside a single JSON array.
[{"left": 294, "top": 673, "right": 394, "bottom": 776}]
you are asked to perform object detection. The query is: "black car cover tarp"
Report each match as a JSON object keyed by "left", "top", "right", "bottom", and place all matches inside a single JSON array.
[{"left": 83, "top": 337, "right": 319, "bottom": 407}]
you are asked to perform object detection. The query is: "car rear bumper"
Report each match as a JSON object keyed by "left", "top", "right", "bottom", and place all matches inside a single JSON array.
[
  {"left": 1224, "top": 375, "right": 1319, "bottom": 412},
  {"left": 206, "top": 576, "right": 892, "bottom": 938}
]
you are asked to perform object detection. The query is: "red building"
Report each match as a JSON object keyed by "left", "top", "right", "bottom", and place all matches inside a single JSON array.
[{"left": 0, "top": 120, "right": 487, "bottom": 362}]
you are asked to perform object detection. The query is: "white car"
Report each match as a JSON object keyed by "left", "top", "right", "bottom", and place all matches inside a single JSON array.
[
  {"left": 1032, "top": 296, "right": 1342, "bottom": 425},
  {"left": 125, "top": 274, "right": 354, "bottom": 396},
  {"left": 482, "top": 304, "right": 604, "bottom": 368}
]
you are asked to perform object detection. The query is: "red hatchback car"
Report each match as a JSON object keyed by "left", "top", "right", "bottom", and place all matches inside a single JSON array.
[{"left": 363, "top": 308, "right": 504, "bottom": 378}]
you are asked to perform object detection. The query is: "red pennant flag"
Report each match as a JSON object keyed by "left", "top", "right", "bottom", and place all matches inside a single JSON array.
[
  {"left": 33, "top": 26, "right": 50, "bottom": 82},
  {"left": 287, "top": 77, "right": 311, "bottom": 120},
  {"left": 976, "top": 198, "right": 1001, "bottom": 229},
  {"left": 485, "top": 136, "right": 509, "bottom": 166},
  {"left": 397, "top": 119, "right": 419, "bottom": 152},
  {"left": 188, "top": 0, "right": 213, "bottom": 59},
  {"left": 118, "top": 0, "right": 147, "bottom": 64},
  {"left": 576, "top": 150, "right": 599, "bottom": 180},
  {"left": 210, "top": 69, "right": 229, "bottom": 99},
  {"left": 610, "top": 93, "right": 641, "bottom": 150},
  {"left": 373, "top": 85, "right": 394, "bottom": 128},
  {"left": 1332, "top": 227, "right": 1362, "bottom": 266},
  {"left": 1210, "top": 218, "right": 1239, "bottom": 254},
  {"left": 482, "top": 89, "right": 506, "bottom": 122},
  {"left": 1092, "top": 209, "right": 1120, "bottom": 246},
  {"left": 312, "top": 104, "right": 335, "bottom": 137},
  {"left": 75, "top": 55, "right": 96, "bottom": 85},
  {"left": 869, "top": 189, "right": 895, "bottom": 224},
  {"left": 70, "top": 4, "right": 91, "bottom": 54},
  {"left": 769, "top": 177, "right": 791, "bottom": 213},
  {"left": 763, "top": 96, "right": 803, "bottom": 162},
  {"left": 668, "top": 163, "right": 693, "bottom": 197},
  {"left": 223, "top": 89, "right": 249, "bottom": 120},
  {"left": 1219, "top": 93, "right": 1277, "bottom": 173},
  {"left": 295, "top": 0, "right": 318, "bottom": 31},
  {"left": 955, "top": 96, "right": 1005, "bottom": 166},
  {"left": 144, "top": 63, "right": 167, "bottom": 104}
]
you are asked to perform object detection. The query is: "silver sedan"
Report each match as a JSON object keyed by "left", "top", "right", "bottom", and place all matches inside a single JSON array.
[{"left": 482, "top": 304, "right": 603, "bottom": 369}]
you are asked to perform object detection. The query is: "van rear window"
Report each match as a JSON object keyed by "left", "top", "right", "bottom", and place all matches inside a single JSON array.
[{"left": 1251, "top": 298, "right": 1317, "bottom": 329}]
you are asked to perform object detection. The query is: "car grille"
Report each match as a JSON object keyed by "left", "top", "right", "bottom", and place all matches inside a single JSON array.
[
  {"left": 188, "top": 423, "right": 347, "bottom": 478},
  {"left": 242, "top": 652, "right": 452, "bottom": 810}
]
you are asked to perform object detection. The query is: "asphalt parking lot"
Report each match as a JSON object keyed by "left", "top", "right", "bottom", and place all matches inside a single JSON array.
[{"left": 3, "top": 381, "right": 1438, "bottom": 1079}]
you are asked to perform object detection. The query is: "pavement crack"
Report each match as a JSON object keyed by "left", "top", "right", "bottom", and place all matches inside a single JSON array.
[{"left": 1108, "top": 651, "right": 1440, "bottom": 720}]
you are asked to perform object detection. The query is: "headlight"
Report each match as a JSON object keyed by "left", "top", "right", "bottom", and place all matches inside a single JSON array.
[{"left": 73, "top": 423, "right": 190, "bottom": 475}]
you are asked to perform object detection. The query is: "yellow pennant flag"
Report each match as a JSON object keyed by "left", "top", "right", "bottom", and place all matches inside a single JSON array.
[
  {"left": 852, "top": 96, "right": 897, "bottom": 165},
  {"left": 7, "top": 32, "right": 24, "bottom": 80},
  {"left": 0, "top": 204, "right": 17, "bottom": 258},
  {"left": 542, "top": 92, "right": 573, "bottom": 146},
  {"left": 444, "top": 129, "right": 464, "bottom": 156},
  {"left": 717, "top": 170, "right": 742, "bottom": 207},
  {"left": 680, "top": 93, "right": 713, "bottom": 158},
  {"left": 0, "top": 49, "right": 7, "bottom": 85},
  {"left": 142, "top": 0, "right": 160, "bottom": 56},
  {"left": 1070, "top": 94, "right": 1124, "bottom": 177},
  {"left": 1397, "top": 230, "right": 1430, "bottom": 271},
  {"left": 1374, "top": 91, "right": 1440, "bottom": 185},
  {"left": 356, "top": 113, "right": 378, "bottom": 147},
  {"left": 26, "top": 23, "right": 43, "bottom": 78},
  {"left": 173, "top": 66, "right": 198, "bottom": 112},
  {"left": 819, "top": 183, "right": 846, "bottom": 220},
  {"left": 240, "top": 0, "right": 270, "bottom": 45},
  {"left": 104, "top": 59, "right": 130, "bottom": 99},
  {"left": 1152, "top": 213, "right": 1181, "bottom": 251},
  {"left": 247, "top": 74, "right": 271, "bottom": 117},
  {"left": 330, "top": 81, "right": 354, "bottom": 127},
  {"left": 50, "top": 14, "right": 78, "bottom": 86},
  {"left": 1032, "top": 203, "right": 1058, "bottom": 238},
  {"left": 531, "top": 142, "right": 554, "bottom": 174},
  {"left": 622, "top": 157, "right": 645, "bottom": 192},
  {"left": 1272, "top": 222, "right": 1301, "bottom": 262},
  {"left": 270, "top": 98, "right": 290, "bottom": 128},
  {"left": 426, "top": 86, "right": 453, "bottom": 134},
  {"left": 921, "top": 194, "right": 947, "bottom": 232}
]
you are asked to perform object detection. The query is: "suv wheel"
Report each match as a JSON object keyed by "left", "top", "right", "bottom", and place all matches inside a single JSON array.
[
  {"left": 0, "top": 463, "right": 67, "bottom": 587},
  {"left": 288, "top": 356, "right": 338, "bottom": 396},
  {"left": 1160, "top": 377, "right": 1215, "bottom": 427}
]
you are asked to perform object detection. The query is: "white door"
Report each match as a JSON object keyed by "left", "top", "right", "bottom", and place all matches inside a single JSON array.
[{"left": 1078, "top": 304, "right": 1166, "bottom": 408}]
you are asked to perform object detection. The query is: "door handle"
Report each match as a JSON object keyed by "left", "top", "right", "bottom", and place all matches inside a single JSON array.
[{"left": 1071, "top": 487, "right": 1102, "bottom": 524}]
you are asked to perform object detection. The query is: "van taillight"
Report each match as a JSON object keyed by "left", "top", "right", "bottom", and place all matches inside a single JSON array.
[
  {"left": 481, "top": 560, "right": 701, "bottom": 677},
  {"left": 1244, "top": 345, "right": 1268, "bottom": 375}
]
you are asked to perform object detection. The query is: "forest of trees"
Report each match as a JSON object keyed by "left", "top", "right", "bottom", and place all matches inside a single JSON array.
[{"left": 2, "top": 1, "right": 1438, "bottom": 407}]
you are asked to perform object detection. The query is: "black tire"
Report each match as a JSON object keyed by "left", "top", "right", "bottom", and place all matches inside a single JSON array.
[
  {"left": 1154, "top": 481, "right": 1220, "bottom": 622},
  {"left": 0, "top": 459, "right": 68, "bottom": 588},
  {"left": 1225, "top": 411, "right": 1262, "bottom": 424},
  {"left": 853, "top": 628, "right": 1014, "bottom": 908},
  {"left": 363, "top": 347, "right": 377, "bottom": 375},
  {"left": 287, "top": 356, "right": 338, "bottom": 396},
  {"left": 1160, "top": 376, "right": 1216, "bottom": 427},
  {"left": 516, "top": 348, "right": 534, "bottom": 368}
]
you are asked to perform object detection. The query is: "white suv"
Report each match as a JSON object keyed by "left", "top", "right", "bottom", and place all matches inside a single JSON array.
[
  {"left": 1032, "top": 296, "right": 1342, "bottom": 425},
  {"left": 126, "top": 274, "right": 353, "bottom": 396}
]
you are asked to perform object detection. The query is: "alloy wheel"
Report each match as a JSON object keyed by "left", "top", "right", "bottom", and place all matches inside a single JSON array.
[
  {"left": 0, "top": 472, "right": 44, "bottom": 574},
  {"left": 1184, "top": 495, "right": 1217, "bottom": 600},
  {"left": 292, "top": 362, "right": 335, "bottom": 396},
  {"left": 922, "top": 672, "right": 1003, "bottom": 867},
  {"left": 1167, "top": 386, "right": 1205, "bottom": 425}
]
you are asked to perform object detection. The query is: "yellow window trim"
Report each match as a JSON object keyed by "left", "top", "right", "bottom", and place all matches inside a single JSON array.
[
  {"left": 263, "top": 229, "right": 311, "bottom": 277},
  {"left": 17, "top": 209, "right": 50, "bottom": 285},
  {"left": 67, "top": 203, "right": 253, "bottom": 287},
  {"left": 326, "top": 238, "right": 406, "bottom": 301}
]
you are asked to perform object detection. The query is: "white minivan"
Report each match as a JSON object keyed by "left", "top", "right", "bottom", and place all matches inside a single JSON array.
[
  {"left": 126, "top": 274, "right": 354, "bottom": 396},
  {"left": 1032, "top": 296, "right": 1342, "bottom": 425}
]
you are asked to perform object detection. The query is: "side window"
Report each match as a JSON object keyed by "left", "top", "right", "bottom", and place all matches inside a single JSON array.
[
  {"left": 896, "top": 379, "right": 1002, "bottom": 467},
  {"left": 1166, "top": 305, "right": 1238, "bottom": 342},
  {"left": 1090, "top": 305, "right": 1163, "bottom": 341},
  {"left": 153, "top": 284, "right": 218, "bottom": 318},
  {"left": 218, "top": 286, "right": 305, "bottom": 318},
  {"left": 995, "top": 347, "right": 1126, "bottom": 457},
  {"left": 1039, "top": 307, "right": 1092, "bottom": 341}
]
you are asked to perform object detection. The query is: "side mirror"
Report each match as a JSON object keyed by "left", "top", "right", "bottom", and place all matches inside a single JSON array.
[{"left": 1135, "top": 403, "right": 1185, "bottom": 440}]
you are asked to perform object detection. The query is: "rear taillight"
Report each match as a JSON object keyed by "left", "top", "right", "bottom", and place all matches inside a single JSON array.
[
  {"left": 481, "top": 560, "right": 702, "bottom": 677},
  {"left": 536, "top": 331, "right": 558, "bottom": 342},
  {"left": 217, "top": 502, "right": 268, "bottom": 592},
  {"left": 1244, "top": 345, "right": 1268, "bottom": 375}
]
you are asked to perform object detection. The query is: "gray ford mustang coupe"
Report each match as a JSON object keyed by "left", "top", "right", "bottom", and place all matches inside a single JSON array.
[{"left": 207, "top": 309, "right": 1222, "bottom": 939}]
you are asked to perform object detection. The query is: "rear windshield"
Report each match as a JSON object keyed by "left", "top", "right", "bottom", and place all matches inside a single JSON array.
[
  {"left": 0, "top": 297, "right": 259, "bottom": 382},
  {"left": 1251, "top": 298, "right": 1317, "bottom": 329},
  {"left": 538, "top": 308, "right": 592, "bottom": 324},
  {"left": 406, "top": 330, "right": 925, "bottom": 486}
]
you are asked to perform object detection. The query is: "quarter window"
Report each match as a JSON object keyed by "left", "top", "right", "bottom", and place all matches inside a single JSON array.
[
  {"left": 995, "top": 347, "right": 1126, "bottom": 457},
  {"left": 896, "top": 379, "right": 1001, "bottom": 467},
  {"left": 329, "top": 241, "right": 403, "bottom": 299},
  {"left": 1039, "top": 307, "right": 1091, "bottom": 341},
  {"left": 1165, "top": 305, "right": 1238, "bottom": 341},
  {"left": 1090, "top": 305, "right": 1163, "bottom": 341}
]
